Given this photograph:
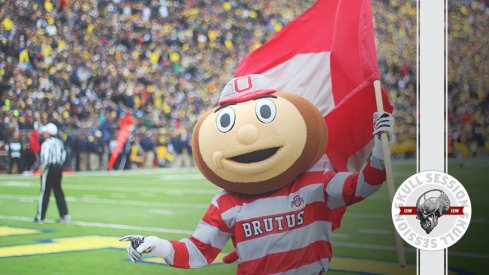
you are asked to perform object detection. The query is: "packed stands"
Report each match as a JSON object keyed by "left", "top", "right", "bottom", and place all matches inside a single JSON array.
[{"left": 0, "top": 0, "right": 487, "bottom": 172}]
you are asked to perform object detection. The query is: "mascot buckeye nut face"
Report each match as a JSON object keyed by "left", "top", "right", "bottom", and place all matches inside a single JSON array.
[{"left": 192, "top": 74, "right": 328, "bottom": 195}]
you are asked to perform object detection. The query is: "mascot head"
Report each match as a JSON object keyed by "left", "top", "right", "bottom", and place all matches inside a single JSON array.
[{"left": 192, "top": 74, "right": 328, "bottom": 195}]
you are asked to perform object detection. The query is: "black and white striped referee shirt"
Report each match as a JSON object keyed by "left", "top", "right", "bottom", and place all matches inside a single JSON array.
[{"left": 40, "top": 137, "right": 66, "bottom": 169}]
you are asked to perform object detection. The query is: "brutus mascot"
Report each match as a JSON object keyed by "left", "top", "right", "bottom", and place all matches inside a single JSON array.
[{"left": 121, "top": 74, "right": 394, "bottom": 274}]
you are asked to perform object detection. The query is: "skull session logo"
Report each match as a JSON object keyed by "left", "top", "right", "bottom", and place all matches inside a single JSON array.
[{"left": 392, "top": 171, "right": 471, "bottom": 251}]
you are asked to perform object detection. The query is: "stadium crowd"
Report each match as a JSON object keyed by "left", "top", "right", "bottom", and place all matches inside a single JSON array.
[{"left": 0, "top": 0, "right": 487, "bottom": 173}]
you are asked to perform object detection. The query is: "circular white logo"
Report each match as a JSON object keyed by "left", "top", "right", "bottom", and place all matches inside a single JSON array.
[{"left": 391, "top": 171, "right": 471, "bottom": 251}]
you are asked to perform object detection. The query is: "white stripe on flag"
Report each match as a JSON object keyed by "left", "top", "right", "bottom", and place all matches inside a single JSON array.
[{"left": 261, "top": 52, "right": 334, "bottom": 116}]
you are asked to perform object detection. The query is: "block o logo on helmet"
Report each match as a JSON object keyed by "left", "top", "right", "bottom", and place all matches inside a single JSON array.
[
  {"left": 218, "top": 74, "right": 276, "bottom": 106},
  {"left": 233, "top": 75, "right": 254, "bottom": 93},
  {"left": 391, "top": 171, "right": 471, "bottom": 251}
]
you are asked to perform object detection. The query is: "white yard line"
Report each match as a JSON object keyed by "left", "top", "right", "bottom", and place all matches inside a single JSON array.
[
  {"left": 149, "top": 209, "right": 175, "bottom": 215},
  {"left": 344, "top": 212, "right": 391, "bottom": 219},
  {"left": 0, "top": 181, "right": 34, "bottom": 187},
  {"left": 332, "top": 233, "right": 350, "bottom": 239},
  {"left": 0, "top": 215, "right": 193, "bottom": 235},
  {"left": 160, "top": 174, "right": 205, "bottom": 181},
  {"left": 0, "top": 168, "right": 201, "bottom": 179},
  {"left": 358, "top": 228, "right": 392, "bottom": 235},
  {"left": 471, "top": 217, "right": 488, "bottom": 224},
  {"left": 333, "top": 241, "right": 489, "bottom": 259},
  {"left": 447, "top": 251, "right": 489, "bottom": 260},
  {"left": 110, "top": 193, "right": 129, "bottom": 199},
  {"left": 333, "top": 241, "right": 416, "bottom": 253},
  {"left": 0, "top": 194, "right": 209, "bottom": 209},
  {"left": 0, "top": 181, "right": 219, "bottom": 195},
  {"left": 346, "top": 212, "right": 489, "bottom": 225},
  {"left": 344, "top": 193, "right": 489, "bottom": 206}
]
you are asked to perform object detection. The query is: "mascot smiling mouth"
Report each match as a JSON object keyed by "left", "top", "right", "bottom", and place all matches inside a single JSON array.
[{"left": 229, "top": 147, "right": 282, "bottom": 163}]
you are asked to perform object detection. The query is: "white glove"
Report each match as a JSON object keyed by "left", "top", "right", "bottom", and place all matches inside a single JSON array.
[
  {"left": 119, "top": 235, "right": 172, "bottom": 262},
  {"left": 372, "top": 112, "right": 395, "bottom": 160}
]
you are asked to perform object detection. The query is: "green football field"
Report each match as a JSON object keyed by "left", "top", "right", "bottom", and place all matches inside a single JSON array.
[{"left": 0, "top": 159, "right": 486, "bottom": 274}]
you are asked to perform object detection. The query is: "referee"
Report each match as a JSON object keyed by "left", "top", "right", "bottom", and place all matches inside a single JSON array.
[{"left": 34, "top": 123, "right": 71, "bottom": 223}]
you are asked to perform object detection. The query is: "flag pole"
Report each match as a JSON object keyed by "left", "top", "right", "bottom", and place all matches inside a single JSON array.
[{"left": 373, "top": 80, "right": 407, "bottom": 267}]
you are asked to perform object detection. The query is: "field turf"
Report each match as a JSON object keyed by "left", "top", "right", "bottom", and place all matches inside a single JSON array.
[{"left": 0, "top": 158, "right": 486, "bottom": 274}]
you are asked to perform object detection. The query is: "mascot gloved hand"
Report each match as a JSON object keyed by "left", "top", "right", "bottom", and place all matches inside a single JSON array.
[
  {"left": 121, "top": 74, "right": 394, "bottom": 274},
  {"left": 372, "top": 111, "right": 395, "bottom": 160},
  {"left": 120, "top": 235, "right": 171, "bottom": 262}
]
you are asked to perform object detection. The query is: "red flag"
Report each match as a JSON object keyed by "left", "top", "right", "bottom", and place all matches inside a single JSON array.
[
  {"left": 107, "top": 113, "right": 134, "bottom": 170},
  {"left": 235, "top": 0, "right": 393, "bottom": 172}
]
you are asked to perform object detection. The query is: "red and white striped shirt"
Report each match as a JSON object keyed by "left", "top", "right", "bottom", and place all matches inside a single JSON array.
[{"left": 163, "top": 156, "right": 386, "bottom": 274}]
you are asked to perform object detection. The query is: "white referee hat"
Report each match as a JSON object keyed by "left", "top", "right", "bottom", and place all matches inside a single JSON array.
[
  {"left": 41, "top": 123, "right": 58, "bottom": 136},
  {"left": 218, "top": 74, "right": 276, "bottom": 106}
]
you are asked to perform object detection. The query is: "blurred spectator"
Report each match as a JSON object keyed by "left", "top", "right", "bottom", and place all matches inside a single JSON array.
[
  {"left": 7, "top": 132, "right": 23, "bottom": 174},
  {"left": 129, "top": 135, "right": 144, "bottom": 168},
  {"left": 470, "top": 126, "right": 485, "bottom": 157},
  {"left": 118, "top": 140, "right": 132, "bottom": 170},
  {"left": 61, "top": 131, "right": 76, "bottom": 170},
  {"left": 28, "top": 128, "right": 41, "bottom": 170},
  {"left": 129, "top": 150, "right": 144, "bottom": 168},
  {"left": 108, "top": 132, "right": 118, "bottom": 169},
  {"left": 170, "top": 130, "right": 183, "bottom": 168},
  {"left": 78, "top": 133, "right": 89, "bottom": 171},
  {"left": 182, "top": 130, "right": 193, "bottom": 167},
  {"left": 156, "top": 134, "right": 173, "bottom": 167},
  {"left": 140, "top": 131, "right": 156, "bottom": 168},
  {"left": 170, "top": 129, "right": 192, "bottom": 168},
  {"left": 87, "top": 131, "right": 104, "bottom": 170}
]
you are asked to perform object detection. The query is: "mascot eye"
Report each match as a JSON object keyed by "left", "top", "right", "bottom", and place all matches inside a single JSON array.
[
  {"left": 216, "top": 107, "right": 236, "bottom": 133},
  {"left": 255, "top": 99, "right": 276, "bottom": 124}
]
